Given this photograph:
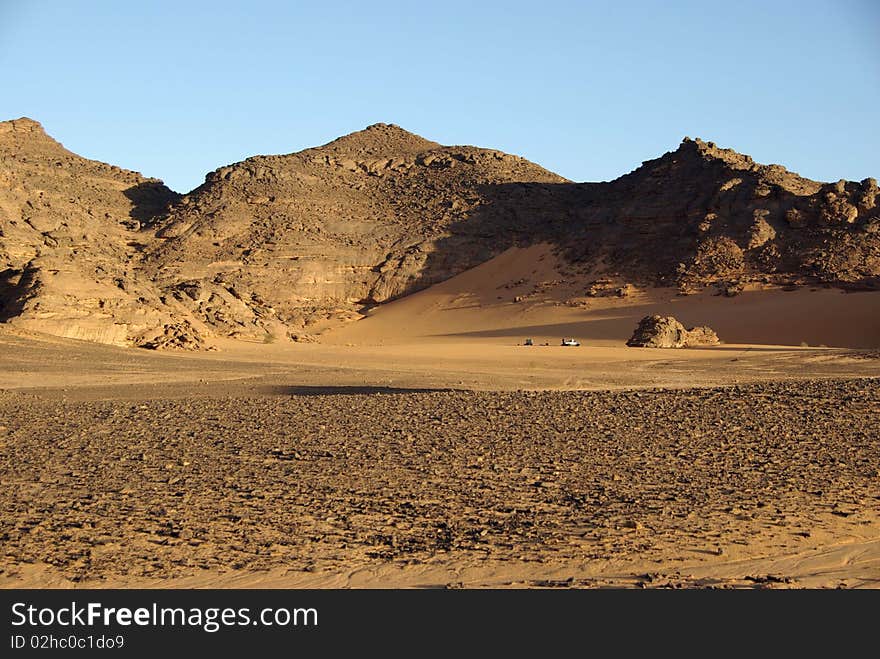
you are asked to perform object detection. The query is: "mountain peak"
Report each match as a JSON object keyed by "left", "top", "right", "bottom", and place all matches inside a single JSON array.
[
  {"left": 319, "top": 122, "right": 440, "bottom": 157},
  {"left": 0, "top": 116, "right": 47, "bottom": 135},
  {"left": 677, "top": 136, "right": 758, "bottom": 169},
  {"left": 675, "top": 136, "right": 822, "bottom": 193}
]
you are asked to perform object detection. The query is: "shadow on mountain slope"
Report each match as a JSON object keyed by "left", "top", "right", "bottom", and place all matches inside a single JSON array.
[{"left": 124, "top": 182, "right": 181, "bottom": 226}]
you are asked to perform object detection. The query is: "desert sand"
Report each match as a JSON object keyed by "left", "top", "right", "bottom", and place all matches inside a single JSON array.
[{"left": 1, "top": 255, "right": 878, "bottom": 589}]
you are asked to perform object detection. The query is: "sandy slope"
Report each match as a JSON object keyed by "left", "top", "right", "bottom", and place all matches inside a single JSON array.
[{"left": 326, "top": 245, "right": 880, "bottom": 349}]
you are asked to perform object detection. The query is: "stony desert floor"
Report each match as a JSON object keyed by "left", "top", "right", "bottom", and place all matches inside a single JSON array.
[{"left": 1, "top": 320, "right": 878, "bottom": 589}]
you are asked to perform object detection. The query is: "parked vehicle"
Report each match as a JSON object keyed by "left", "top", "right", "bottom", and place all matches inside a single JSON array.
[{"left": 561, "top": 338, "right": 580, "bottom": 346}]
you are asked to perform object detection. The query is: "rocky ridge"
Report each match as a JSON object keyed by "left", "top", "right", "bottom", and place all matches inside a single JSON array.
[{"left": 1, "top": 118, "right": 877, "bottom": 348}]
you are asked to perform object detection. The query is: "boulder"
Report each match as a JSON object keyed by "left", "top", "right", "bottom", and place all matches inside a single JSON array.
[
  {"left": 626, "top": 315, "right": 720, "bottom": 348},
  {"left": 747, "top": 212, "right": 776, "bottom": 249},
  {"left": 685, "top": 325, "right": 721, "bottom": 346}
]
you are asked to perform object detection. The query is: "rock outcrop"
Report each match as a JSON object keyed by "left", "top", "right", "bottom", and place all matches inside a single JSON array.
[
  {"left": 540, "top": 138, "right": 880, "bottom": 294},
  {"left": 626, "top": 315, "right": 720, "bottom": 348},
  {"left": 0, "top": 117, "right": 181, "bottom": 346}
]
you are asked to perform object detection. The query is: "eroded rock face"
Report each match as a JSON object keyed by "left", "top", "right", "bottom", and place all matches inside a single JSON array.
[
  {"left": 0, "top": 117, "right": 180, "bottom": 346},
  {"left": 626, "top": 315, "right": 720, "bottom": 348}
]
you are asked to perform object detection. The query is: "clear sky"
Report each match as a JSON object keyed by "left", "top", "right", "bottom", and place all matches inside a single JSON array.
[{"left": 1, "top": 0, "right": 878, "bottom": 193}]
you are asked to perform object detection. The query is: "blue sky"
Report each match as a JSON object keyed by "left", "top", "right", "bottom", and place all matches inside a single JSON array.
[{"left": 1, "top": 0, "right": 877, "bottom": 193}]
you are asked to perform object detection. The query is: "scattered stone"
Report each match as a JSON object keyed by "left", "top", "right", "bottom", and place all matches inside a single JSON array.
[{"left": 139, "top": 322, "right": 207, "bottom": 351}]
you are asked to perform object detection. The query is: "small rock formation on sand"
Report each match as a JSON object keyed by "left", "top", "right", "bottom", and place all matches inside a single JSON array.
[
  {"left": 138, "top": 321, "right": 209, "bottom": 351},
  {"left": 626, "top": 315, "right": 720, "bottom": 348}
]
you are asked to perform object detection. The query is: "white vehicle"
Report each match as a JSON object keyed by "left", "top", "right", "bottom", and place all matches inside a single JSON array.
[{"left": 561, "top": 338, "right": 580, "bottom": 346}]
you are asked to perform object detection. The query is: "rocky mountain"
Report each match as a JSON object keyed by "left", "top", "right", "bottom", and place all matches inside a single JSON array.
[
  {"left": 142, "top": 123, "right": 566, "bottom": 342},
  {"left": 558, "top": 137, "right": 879, "bottom": 295},
  {"left": 1, "top": 118, "right": 877, "bottom": 348}
]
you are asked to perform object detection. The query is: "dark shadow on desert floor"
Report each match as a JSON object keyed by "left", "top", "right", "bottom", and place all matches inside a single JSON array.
[{"left": 258, "top": 385, "right": 456, "bottom": 397}]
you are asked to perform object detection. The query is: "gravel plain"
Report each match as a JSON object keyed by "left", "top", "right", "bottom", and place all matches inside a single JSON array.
[{"left": 1, "top": 378, "right": 877, "bottom": 586}]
